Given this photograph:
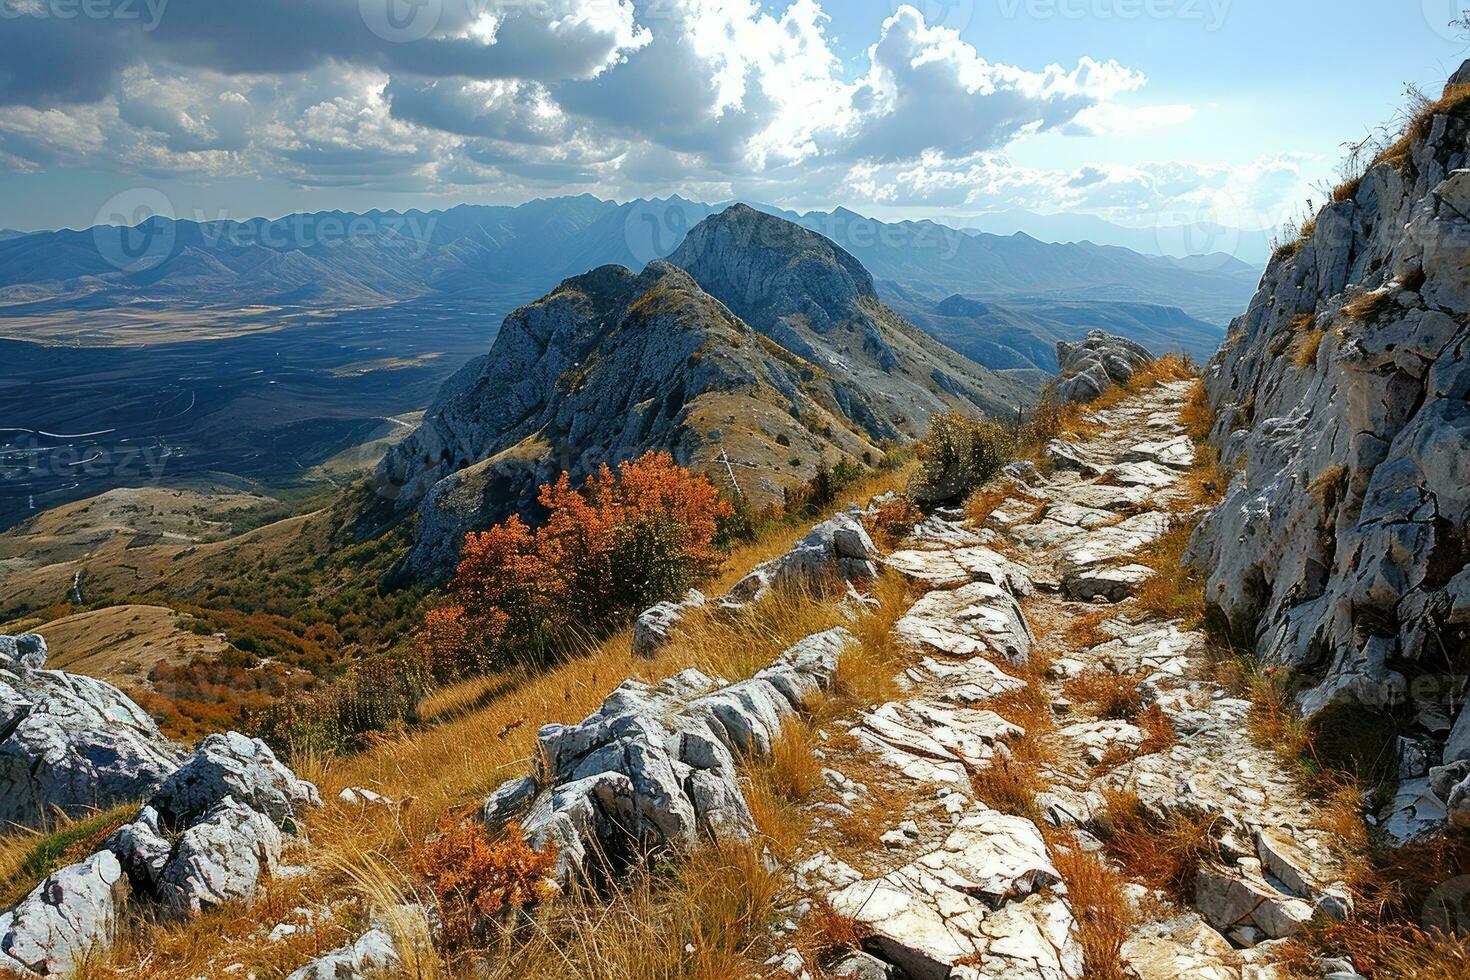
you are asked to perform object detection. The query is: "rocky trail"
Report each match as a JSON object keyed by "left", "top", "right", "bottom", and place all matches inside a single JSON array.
[
  {"left": 776, "top": 378, "right": 1358, "bottom": 980},
  {"left": 0, "top": 373, "right": 1369, "bottom": 980}
]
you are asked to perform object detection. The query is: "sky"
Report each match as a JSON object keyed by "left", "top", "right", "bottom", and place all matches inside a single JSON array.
[{"left": 0, "top": 0, "right": 1466, "bottom": 243}]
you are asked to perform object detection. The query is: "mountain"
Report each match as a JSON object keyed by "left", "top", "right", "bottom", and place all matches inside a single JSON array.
[
  {"left": 954, "top": 208, "right": 1276, "bottom": 266},
  {"left": 778, "top": 209, "right": 1257, "bottom": 324},
  {"left": 1186, "top": 62, "right": 1470, "bottom": 839},
  {"left": 0, "top": 196, "right": 1258, "bottom": 327},
  {"left": 886, "top": 290, "right": 1226, "bottom": 372},
  {"left": 375, "top": 206, "right": 1029, "bottom": 579},
  {"left": 0, "top": 229, "right": 27, "bottom": 242}
]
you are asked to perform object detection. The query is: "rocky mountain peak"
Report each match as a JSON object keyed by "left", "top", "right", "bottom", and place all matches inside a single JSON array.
[
  {"left": 670, "top": 204, "right": 879, "bottom": 323},
  {"left": 373, "top": 209, "right": 1028, "bottom": 581}
]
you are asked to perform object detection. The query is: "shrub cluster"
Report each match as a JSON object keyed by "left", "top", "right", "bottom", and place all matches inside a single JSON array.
[
  {"left": 423, "top": 452, "right": 732, "bottom": 680},
  {"left": 414, "top": 820, "right": 559, "bottom": 951},
  {"left": 907, "top": 411, "right": 1014, "bottom": 506}
]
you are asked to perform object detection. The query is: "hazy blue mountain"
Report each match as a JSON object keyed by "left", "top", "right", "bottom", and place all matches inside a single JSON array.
[
  {"left": 884, "top": 287, "right": 1226, "bottom": 372},
  {"left": 0, "top": 195, "right": 1259, "bottom": 328},
  {"left": 954, "top": 208, "right": 1275, "bottom": 266}
]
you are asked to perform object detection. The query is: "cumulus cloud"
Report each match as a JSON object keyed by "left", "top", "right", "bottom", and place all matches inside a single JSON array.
[
  {"left": 0, "top": 0, "right": 1280, "bottom": 227},
  {"left": 841, "top": 8, "right": 1146, "bottom": 162}
]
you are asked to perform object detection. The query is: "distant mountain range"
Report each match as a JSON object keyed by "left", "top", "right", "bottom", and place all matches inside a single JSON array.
[
  {"left": 953, "top": 208, "right": 1276, "bottom": 266},
  {"left": 0, "top": 195, "right": 1259, "bottom": 330},
  {"left": 885, "top": 288, "right": 1225, "bottom": 372}
]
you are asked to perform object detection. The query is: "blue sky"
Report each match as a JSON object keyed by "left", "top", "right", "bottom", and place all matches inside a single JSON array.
[{"left": 0, "top": 0, "right": 1465, "bottom": 241}]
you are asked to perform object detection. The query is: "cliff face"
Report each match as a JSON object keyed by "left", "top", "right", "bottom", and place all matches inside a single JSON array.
[
  {"left": 1188, "top": 64, "right": 1470, "bottom": 829},
  {"left": 375, "top": 207, "right": 1028, "bottom": 581}
]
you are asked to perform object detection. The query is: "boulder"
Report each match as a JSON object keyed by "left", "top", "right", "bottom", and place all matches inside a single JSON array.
[
  {"left": 0, "top": 851, "right": 127, "bottom": 977},
  {"left": 1054, "top": 331, "right": 1154, "bottom": 404},
  {"left": 158, "top": 797, "right": 285, "bottom": 916},
  {"left": 1195, "top": 861, "right": 1314, "bottom": 941},
  {"left": 631, "top": 589, "right": 706, "bottom": 658},
  {"left": 0, "top": 652, "right": 181, "bottom": 829},
  {"left": 286, "top": 923, "right": 403, "bottom": 980},
  {"left": 148, "top": 731, "right": 322, "bottom": 832},
  {"left": 501, "top": 629, "right": 852, "bottom": 886},
  {"left": 0, "top": 634, "right": 48, "bottom": 670},
  {"left": 725, "top": 514, "right": 878, "bottom": 606}
]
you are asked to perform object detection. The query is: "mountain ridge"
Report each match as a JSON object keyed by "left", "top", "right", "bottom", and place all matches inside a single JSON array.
[{"left": 376, "top": 206, "right": 1028, "bottom": 580}]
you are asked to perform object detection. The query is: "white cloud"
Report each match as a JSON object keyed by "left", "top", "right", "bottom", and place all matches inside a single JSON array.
[{"left": 0, "top": 0, "right": 1275, "bottom": 228}]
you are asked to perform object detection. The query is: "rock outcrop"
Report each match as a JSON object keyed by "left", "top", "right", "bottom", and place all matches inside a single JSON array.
[
  {"left": 1053, "top": 330, "right": 1154, "bottom": 403},
  {"left": 375, "top": 206, "right": 1027, "bottom": 580},
  {"left": 723, "top": 512, "right": 880, "bottom": 608},
  {"left": 0, "top": 851, "right": 127, "bottom": 977},
  {"left": 0, "top": 634, "right": 181, "bottom": 829},
  {"left": 1186, "top": 61, "right": 1470, "bottom": 840},
  {"left": 0, "top": 724, "right": 320, "bottom": 976},
  {"left": 483, "top": 628, "right": 852, "bottom": 887},
  {"left": 107, "top": 732, "right": 320, "bottom": 913}
]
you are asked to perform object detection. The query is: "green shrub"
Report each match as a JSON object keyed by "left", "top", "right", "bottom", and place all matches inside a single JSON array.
[{"left": 908, "top": 412, "right": 1014, "bottom": 506}]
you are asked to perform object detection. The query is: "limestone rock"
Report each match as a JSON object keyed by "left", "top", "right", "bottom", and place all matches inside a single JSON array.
[
  {"left": 726, "top": 514, "right": 880, "bottom": 605},
  {"left": 1054, "top": 331, "right": 1154, "bottom": 404},
  {"left": 895, "top": 581, "right": 1033, "bottom": 664},
  {"left": 0, "top": 851, "right": 127, "bottom": 977},
  {"left": 148, "top": 731, "right": 322, "bottom": 833},
  {"left": 502, "top": 629, "right": 852, "bottom": 886},
  {"left": 632, "top": 589, "right": 706, "bottom": 658},
  {"left": 285, "top": 925, "right": 400, "bottom": 980},
  {"left": 885, "top": 545, "right": 1033, "bottom": 594},
  {"left": 828, "top": 810, "right": 1077, "bottom": 980},
  {"left": 1184, "top": 61, "right": 1470, "bottom": 839},
  {"left": 158, "top": 797, "right": 285, "bottom": 916},
  {"left": 1195, "top": 862, "right": 1314, "bottom": 941},
  {"left": 0, "top": 652, "right": 181, "bottom": 830},
  {"left": 0, "top": 634, "right": 47, "bottom": 670},
  {"left": 1062, "top": 563, "right": 1154, "bottom": 603}
]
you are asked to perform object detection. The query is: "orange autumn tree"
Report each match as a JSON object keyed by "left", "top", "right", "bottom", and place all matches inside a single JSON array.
[{"left": 424, "top": 451, "right": 733, "bottom": 679}]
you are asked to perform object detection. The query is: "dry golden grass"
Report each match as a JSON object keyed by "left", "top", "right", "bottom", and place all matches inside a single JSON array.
[
  {"left": 1135, "top": 704, "right": 1177, "bottom": 756},
  {"left": 1342, "top": 289, "right": 1395, "bottom": 323},
  {"left": 966, "top": 650, "right": 1057, "bottom": 822},
  {"left": 1309, "top": 464, "right": 1349, "bottom": 512},
  {"left": 866, "top": 494, "right": 922, "bottom": 551},
  {"left": 1051, "top": 847, "right": 1134, "bottom": 980},
  {"left": 474, "top": 843, "right": 787, "bottom": 980},
  {"left": 802, "top": 897, "right": 868, "bottom": 960},
  {"left": 13, "top": 577, "right": 856, "bottom": 979},
  {"left": 1061, "top": 609, "right": 1113, "bottom": 650},
  {"left": 1099, "top": 789, "right": 1222, "bottom": 903},
  {"left": 963, "top": 489, "right": 1012, "bottom": 527},
  {"left": 1132, "top": 519, "right": 1208, "bottom": 628},
  {"left": 1179, "top": 380, "right": 1214, "bottom": 445},
  {"left": 1292, "top": 325, "right": 1327, "bottom": 369},
  {"left": 1376, "top": 83, "right": 1470, "bottom": 174},
  {"left": 1063, "top": 670, "right": 1148, "bottom": 721},
  {"left": 760, "top": 720, "right": 824, "bottom": 806}
]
